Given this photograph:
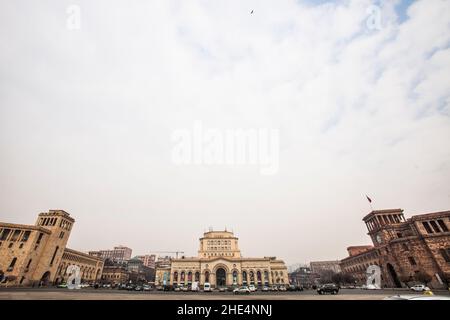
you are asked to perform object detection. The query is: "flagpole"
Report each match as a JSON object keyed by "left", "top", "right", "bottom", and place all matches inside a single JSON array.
[{"left": 366, "top": 195, "right": 373, "bottom": 212}]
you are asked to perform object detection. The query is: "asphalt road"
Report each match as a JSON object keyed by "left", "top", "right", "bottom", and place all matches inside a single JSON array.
[{"left": 1, "top": 288, "right": 449, "bottom": 300}]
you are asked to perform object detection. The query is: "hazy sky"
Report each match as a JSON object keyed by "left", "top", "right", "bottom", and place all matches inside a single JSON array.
[{"left": 1, "top": 0, "right": 449, "bottom": 266}]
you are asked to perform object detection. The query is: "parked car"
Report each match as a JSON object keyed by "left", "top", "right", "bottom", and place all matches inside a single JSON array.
[
  {"left": 57, "top": 283, "right": 68, "bottom": 288},
  {"left": 174, "top": 286, "right": 181, "bottom": 292},
  {"left": 143, "top": 285, "right": 152, "bottom": 291},
  {"left": 278, "top": 286, "right": 287, "bottom": 291},
  {"left": 287, "top": 285, "right": 296, "bottom": 291},
  {"left": 366, "top": 284, "right": 381, "bottom": 290},
  {"left": 233, "top": 286, "right": 251, "bottom": 295},
  {"left": 203, "top": 282, "right": 212, "bottom": 292},
  {"left": 134, "top": 286, "right": 143, "bottom": 291},
  {"left": 270, "top": 286, "right": 278, "bottom": 291},
  {"left": 262, "top": 286, "right": 269, "bottom": 292},
  {"left": 317, "top": 283, "right": 339, "bottom": 295},
  {"left": 118, "top": 284, "right": 127, "bottom": 290},
  {"left": 384, "top": 294, "right": 450, "bottom": 300},
  {"left": 410, "top": 284, "right": 431, "bottom": 292},
  {"left": 182, "top": 286, "right": 189, "bottom": 292},
  {"left": 126, "top": 284, "right": 135, "bottom": 291},
  {"left": 218, "top": 287, "right": 227, "bottom": 292},
  {"left": 248, "top": 285, "right": 256, "bottom": 292}
]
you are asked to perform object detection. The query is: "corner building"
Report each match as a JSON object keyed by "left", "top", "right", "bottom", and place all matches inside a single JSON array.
[
  {"left": 0, "top": 210, "right": 103, "bottom": 286},
  {"left": 155, "top": 230, "right": 289, "bottom": 288},
  {"left": 340, "top": 209, "right": 450, "bottom": 289}
]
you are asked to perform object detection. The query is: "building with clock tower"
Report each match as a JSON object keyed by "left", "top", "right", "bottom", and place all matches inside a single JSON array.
[{"left": 340, "top": 208, "right": 450, "bottom": 289}]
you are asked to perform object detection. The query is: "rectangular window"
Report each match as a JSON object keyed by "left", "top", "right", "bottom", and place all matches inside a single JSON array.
[
  {"left": 36, "top": 233, "right": 43, "bottom": 245},
  {"left": 8, "top": 257, "right": 17, "bottom": 271},
  {"left": 422, "top": 222, "right": 433, "bottom": 234},
  {"left": 11, "top": 230, "right": 21, "bottom": 241},
  {"left": 430, "top": 220, "right": 442, "bottom": 233},
  {"left": 408, "top": 256, "right": 417, "bottom": 266},
  {"left": 0, "top": 228, "right": 11, "bottom": 241},
  {"left": 440, "top": 249, "right": 450, "bottom": 263},
  {"left": 437, "top": 220, "right": 448, "bottom": 232},
  {"left": 21, "top": 231, "right": 31, "bottom": 242}
]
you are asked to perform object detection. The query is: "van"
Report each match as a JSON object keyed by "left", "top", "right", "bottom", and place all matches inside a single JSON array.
[{"left": 203, "top": 282, "right": 212, "bottom": 292}]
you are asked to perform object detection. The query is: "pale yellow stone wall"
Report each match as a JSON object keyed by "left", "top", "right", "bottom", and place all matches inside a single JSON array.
[
  {"left": 57, "top": 248, "right": 104, "bottom": 284},
  {"left": 155, "top": 231, "right": 289, "bottom": 287}
]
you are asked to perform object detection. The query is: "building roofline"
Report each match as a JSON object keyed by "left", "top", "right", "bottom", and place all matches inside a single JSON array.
[
  {"left": 409, "top": 210, "right": 450, "bottom": 220},
  {"left": 362, "top": 208, "right": 404, "bottom": 221},
  {"left": 0, "top": 222, "right": 52, "bottom": 234}
]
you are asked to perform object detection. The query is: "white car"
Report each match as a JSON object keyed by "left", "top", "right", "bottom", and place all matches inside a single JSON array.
[
  {"left": 248, "top": 285, "right": 256, "bottom": 292},
  {"left": 384, "top": 295, "right": 450, "bottom": 300},
  {"left": 410, "top": 284, "right": 431, "bottom": 292},
  {"left": 366, "top": 284, "right": 381, "bottom": 290},
  {"left": 233, "top": 286, "right": 251, "bottom": 295}
]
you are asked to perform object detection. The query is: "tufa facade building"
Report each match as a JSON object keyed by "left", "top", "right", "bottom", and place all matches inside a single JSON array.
[
  {"left": 155, "top": 230, "right": 289, "bottom": 288},
  {"left": 340, "top": 209, "right": 450, "bottom": 289},
  {"left": 0, "top": 210, "right": 103, "bottom": 286}
]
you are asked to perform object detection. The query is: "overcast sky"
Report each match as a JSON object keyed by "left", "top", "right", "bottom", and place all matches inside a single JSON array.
[{"left": 1, "top": 0, "right": 449, "bottom": 266}]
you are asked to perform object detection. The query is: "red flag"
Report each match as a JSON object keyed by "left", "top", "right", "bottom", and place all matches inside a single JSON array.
[{"left": 366, "top": 195, "right": 372, "bottom": 203}]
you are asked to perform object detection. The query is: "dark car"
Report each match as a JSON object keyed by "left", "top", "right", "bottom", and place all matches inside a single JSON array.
[
  {"left": 317, "top": 284, "right": 339, "bottom": 295},
  {"left": 287, "top": 285, "right": 297, "bottom": 291}
]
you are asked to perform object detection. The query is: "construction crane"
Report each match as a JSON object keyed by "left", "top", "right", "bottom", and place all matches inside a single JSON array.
[{"left": 153, "top": 251, "right": 185, "bottom": 259}]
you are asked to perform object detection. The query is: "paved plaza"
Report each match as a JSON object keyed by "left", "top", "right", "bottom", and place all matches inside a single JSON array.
[{"left": 1, "top": 288, "right": 449, "bottom": 300}]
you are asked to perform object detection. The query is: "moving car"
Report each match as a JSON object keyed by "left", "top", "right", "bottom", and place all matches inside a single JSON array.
[
  {"left": 317, "top": 283, "right": 339, "bottom": 295},
  {"left": 233, "top": 286, "right": 251, "bottom": 295},
  {"left": 410, "top": 284, "right": 431, "bottom": 292}
]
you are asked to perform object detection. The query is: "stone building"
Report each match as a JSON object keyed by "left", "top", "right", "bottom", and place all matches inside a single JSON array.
[
  {"left": 101, "top": 265, "right": 130, "bottom": 285},
  {"left": 136, "top": 254, "right": 156, "bottom": 268},
  {"left": 288, "top": 266, "right": 315, "bottom": 288},
  {"left": 88, "top": 245, "right": 132, "bottom": 263},
  {"left": 340, "top": 209, "right": 450, "bottom": 289},
  {"left": 0, "top": 210, "right": 103, "bottom": 286},
  {"left": 56, "top": 248, "right": 104, "bottom": 284},
  {"left": 310, "top": 260, "right": 341, "bottom": 274},
  {"left": 155, "top": 230, "right": 289, "bottom": 288}
]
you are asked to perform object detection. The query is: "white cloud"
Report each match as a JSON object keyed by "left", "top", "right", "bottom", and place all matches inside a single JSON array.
[{"left": 0, "top": 0, "right": 449, "bottom": 263}]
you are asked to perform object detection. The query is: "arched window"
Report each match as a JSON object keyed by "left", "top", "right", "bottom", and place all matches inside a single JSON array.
[
  {"left": 232, "top": 271, "right": 238, "bottom": 284},
  {"left": 204, "top": 271, "right": 210, "bottom": 283},
  {"left": 173, "top": 272, "right": 178, "bottom": 283},
  {"left": 187, "top": 272, "right": 192, "bottom": 283},
  {"left": 195, "top": 272, "right": 200, "bottom": 282},
  {"left": 264, "top": 271, "right": 269, "bottom": 284},
  {"left": 180, "top": 271, "right": 185, "bottom": 282},
  {"left": 242, "top": 271, "right": 247, "bottom": 284},
  {"left": 257, "top": 271, "right": 262, "bottom": 283},
  {"left": 249, "top": 271, "right": 255, "bottom": 283}
]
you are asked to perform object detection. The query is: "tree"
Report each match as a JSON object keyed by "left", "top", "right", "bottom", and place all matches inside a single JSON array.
[{"left": 318, "top": 270, "right": 336, "bottom": 284}]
